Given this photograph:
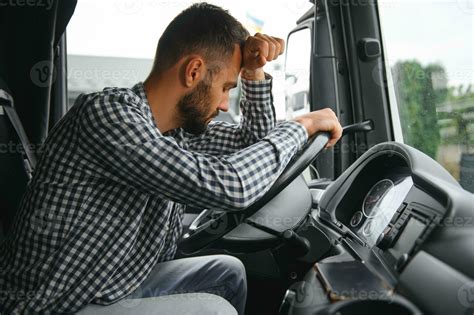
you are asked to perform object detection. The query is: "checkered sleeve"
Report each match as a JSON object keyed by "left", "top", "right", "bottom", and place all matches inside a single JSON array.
[
  {"left": 78, "top": 92, "right": 308, "bottom": 212},
  {"left": 173, "top": 74, "right": 278, "bottom": 155}
]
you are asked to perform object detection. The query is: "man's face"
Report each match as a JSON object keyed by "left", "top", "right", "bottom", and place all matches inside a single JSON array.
[
  {"left": 176, "top": 78, "right": 215, "bottom": 135},
  {"left": 177, "top": 45, "right": 241, "bottom": 135}
]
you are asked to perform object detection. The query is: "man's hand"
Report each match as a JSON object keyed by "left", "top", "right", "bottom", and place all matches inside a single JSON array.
[
  {"left": 293, "top": 109, "right": 343, "bottom": 148},
  {"left": 241, "top": 33, "right": 285, "bottom": 81}
]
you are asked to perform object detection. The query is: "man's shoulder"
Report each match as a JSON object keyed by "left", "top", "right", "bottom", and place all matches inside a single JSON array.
[
  {"left": 79, "top": 85, "right": 144, "bottom": 109},
  {"left": 76, "top": 84, "right": 149, "bottom": 124}
]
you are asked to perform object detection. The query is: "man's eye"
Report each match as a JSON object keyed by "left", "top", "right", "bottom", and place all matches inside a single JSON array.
[{"left": 223, "top": 85, "right": 236, "bottom": 92}]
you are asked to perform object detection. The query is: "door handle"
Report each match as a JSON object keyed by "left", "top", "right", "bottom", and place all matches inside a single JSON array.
[{"left": 342, "top": 119, "right": 374, "bottom": 136}]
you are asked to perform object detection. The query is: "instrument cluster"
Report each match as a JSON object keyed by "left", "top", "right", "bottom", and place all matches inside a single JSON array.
[{"left": 349, "top": 176, "right": 414, "bottom": 247}]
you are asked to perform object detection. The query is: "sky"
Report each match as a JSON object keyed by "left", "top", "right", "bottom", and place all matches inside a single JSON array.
[{"left": 66, "top": 0, "right": 473, "bottom": 87}]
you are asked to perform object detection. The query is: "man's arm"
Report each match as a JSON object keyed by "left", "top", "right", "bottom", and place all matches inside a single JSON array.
[{"left": 78, "top": 94, "right": 307, "bottom": 212}]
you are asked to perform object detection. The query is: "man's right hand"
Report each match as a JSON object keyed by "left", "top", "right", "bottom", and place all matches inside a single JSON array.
[{"left": 293, "top": 108, "right": 343, "bottom": 148}]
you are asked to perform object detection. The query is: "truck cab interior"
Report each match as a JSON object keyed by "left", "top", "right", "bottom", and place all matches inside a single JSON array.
[{"left": 1, "top": 1, "right": 473, "bottom": 315}]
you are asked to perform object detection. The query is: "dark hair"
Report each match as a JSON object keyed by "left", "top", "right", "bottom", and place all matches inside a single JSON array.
[{"left": 150, "top": 2, "right": 249, "bottom": 78}]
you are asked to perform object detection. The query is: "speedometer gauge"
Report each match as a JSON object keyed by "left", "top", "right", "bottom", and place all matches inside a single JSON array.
[
  {"left": 350, "top": 211, "right": 364, "bottom": 227},
  {"left": 362, "top": 179, "right": 394, "bottom": 218}
]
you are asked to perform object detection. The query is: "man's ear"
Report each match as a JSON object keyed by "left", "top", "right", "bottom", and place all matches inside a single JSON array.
[{"left": 183, "top": 56, "right": 205, "bottom": 88}]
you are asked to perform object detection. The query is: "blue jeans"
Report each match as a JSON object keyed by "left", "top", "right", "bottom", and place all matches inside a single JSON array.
[{"left": 125, "top": 255, "right": 247, "bottom": 315}]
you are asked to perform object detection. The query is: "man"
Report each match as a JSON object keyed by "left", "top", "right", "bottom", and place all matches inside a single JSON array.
[{"left": 0, "top": 3, "right": 342, "bottom": 314}]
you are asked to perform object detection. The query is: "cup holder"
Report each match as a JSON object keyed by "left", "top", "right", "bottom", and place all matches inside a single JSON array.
[{"left": 320, "top": 295, "right": 422, "bottom": 315}]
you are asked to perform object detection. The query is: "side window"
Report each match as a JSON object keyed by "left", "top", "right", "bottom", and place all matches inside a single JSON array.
[
  {"left": 65, "top": 1, "right": 313, "bottom": 120},
  {"left": 285, "top": 27, "right": 312, "bottom": 119},
  {"left": 379, "top": 0, "right": 474, "bottom": 192}
]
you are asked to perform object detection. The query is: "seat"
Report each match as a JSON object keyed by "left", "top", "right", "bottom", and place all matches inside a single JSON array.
[
  {"left": 0, "top": 78, "right": 36, "bottom": 238},
  {"left": 0, "top": 81, "right": 237, "bottom": 314},
  {"left": 77, "top": 293, "right": 237, "bottom": 315},
  {"left": 0, "top": 219, "right": 3, "bottom": 243}
]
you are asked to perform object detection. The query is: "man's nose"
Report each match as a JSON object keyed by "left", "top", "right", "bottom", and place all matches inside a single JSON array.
[{"left": 218, "top": 100, "right": 229, "bottom": 112}]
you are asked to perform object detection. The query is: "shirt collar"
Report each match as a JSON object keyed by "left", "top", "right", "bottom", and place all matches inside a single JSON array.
[
  {"left": 132, "top": 81, "right": 149, "bottom": 105},
  {"left": 131, "top": 81, "right": 161, "bottom": 133}
]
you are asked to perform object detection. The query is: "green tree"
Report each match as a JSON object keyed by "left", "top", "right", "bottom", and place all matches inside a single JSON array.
[
  {"left": 443, "top": 84, "right": 474, "bottom": 151},
  {"left": 391, "top": 61, "right": 447, "bottom": 158}
]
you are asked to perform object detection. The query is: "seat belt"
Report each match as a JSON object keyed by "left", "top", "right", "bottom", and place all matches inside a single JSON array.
[{"left": 0, "top": 89, "right": 37, "bottom": 180}]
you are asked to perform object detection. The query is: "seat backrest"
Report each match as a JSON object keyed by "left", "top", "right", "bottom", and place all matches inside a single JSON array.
[
  {"left": 0, "top": 80, "right": 35, "bottom": 236},
  {"left": 0, "top": 219, "right": 3, "bottom": 243}
]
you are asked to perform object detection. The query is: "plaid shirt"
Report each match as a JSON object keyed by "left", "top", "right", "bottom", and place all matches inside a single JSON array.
[{"left": 0, "top": 77, "right": 307, "bottom": 313}]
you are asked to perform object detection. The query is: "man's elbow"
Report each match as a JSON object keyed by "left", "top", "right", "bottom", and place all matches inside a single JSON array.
[
  {"left": 224, "top": 185, "right": 261, "bottom": 211},
  {"left": 226, "top": 195, "right": 253, "bottom": 211}
]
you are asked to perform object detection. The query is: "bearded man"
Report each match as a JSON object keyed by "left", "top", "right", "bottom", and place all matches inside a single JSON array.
[{"left": 0, "top": 3, "right": 342, "bottom": 314}]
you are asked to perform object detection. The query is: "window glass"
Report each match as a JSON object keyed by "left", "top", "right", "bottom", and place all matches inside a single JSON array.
[
  {"left": 66, "top": 0, "right": 313, "bottom": 120},
  {"left": 285, "top": 28, "right": 312, "bottom": 119},
  {"left": 379, "top": 0, "right": 474, "bottom": 192}
]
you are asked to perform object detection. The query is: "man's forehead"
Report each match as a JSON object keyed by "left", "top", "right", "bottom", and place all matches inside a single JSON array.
[{"left": 204, "top": 44, "right": 241, "bottom": 84}]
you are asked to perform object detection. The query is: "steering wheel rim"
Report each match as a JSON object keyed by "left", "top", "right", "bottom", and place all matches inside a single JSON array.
[{"left": 179, "top": 132, "right": 330, "bottom": 254}]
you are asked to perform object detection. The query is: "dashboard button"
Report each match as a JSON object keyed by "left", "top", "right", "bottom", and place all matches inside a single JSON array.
[
  {"left": 363, "top": 219, "right": 375, "bottom": 236},
  {"left": 395, "top": 253, "right": 410, "bottom": 272},
  {"left": 279, "top": 289, "right": 296, "bottom": 314},
  {"left": 391, "top": 203, "right": 407, "bottom": 224},
  {"left": 350, "top": 211, "right": 364, "bottom": 227},
  {"left": 377, "top": 227, "right": 396, "bottom": 249}
]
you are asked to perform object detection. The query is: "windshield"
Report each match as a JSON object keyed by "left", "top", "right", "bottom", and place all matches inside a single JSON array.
[{"left": 379, "top": 0, "right": 474, "bottom": 193}]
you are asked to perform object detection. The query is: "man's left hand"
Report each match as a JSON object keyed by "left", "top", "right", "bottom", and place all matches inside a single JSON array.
[{"left": 241, "top": 33, "right": 285, "bottom": 80}]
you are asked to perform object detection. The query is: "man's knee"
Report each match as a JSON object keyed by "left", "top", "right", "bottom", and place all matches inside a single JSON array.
[{"left": 211, "top": 255, "right": 247, "bottom": 290}]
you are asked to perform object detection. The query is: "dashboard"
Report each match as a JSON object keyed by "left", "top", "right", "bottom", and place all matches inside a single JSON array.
[
  {"left": 280, "top": 142, "right": 474, "bottom": 315},
  {"left": 185, "top": 142, "right": 473, "bottom": 315}
]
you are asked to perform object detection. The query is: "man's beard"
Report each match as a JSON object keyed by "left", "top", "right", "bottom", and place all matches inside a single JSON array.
[{"left": 177, "top": 80, "right": 218, "bottom": 135}]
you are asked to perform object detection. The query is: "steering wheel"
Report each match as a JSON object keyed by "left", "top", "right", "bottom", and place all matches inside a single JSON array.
[{"left": 179, "top": 132, "right": 330, "bottom": 254}]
